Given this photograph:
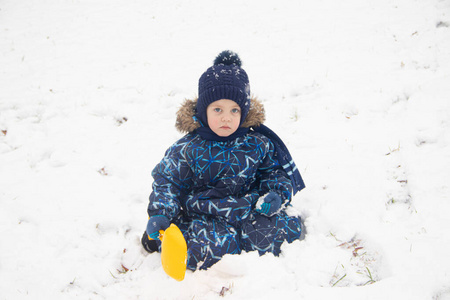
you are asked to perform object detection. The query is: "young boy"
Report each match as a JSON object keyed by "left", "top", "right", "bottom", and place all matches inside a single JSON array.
[{"left": 142, "top": 50, "right": 305, "bottom": 271}]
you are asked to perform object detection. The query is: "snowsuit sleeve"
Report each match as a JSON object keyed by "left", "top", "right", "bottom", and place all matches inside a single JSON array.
[
  {"left": 256, "top": 137, "right": 293, "bottom": 204},
  {"left": 147, "top": 137, "right": 193, "bottom": 220},
  {"left": 185, "top": 188, "right": 260, "bottom": 226}
]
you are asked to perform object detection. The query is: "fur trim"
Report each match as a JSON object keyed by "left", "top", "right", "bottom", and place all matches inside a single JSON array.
[
  {"left": 241, "top": 98, "right": 265, "bottom": 128},
  {"left": 175, "top": 99, "right": 199, "bottom": 133},
  {"left": 175, "top": 97, "right": 266, "bottom": 134}
]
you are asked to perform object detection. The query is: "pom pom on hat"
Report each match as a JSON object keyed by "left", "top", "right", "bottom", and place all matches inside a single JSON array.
[
  {"left": 197, "top": 50, "right": 251, "bottom": 127},
  {"left": 214, "top": 50, "right": 242, "bottom": 67}
]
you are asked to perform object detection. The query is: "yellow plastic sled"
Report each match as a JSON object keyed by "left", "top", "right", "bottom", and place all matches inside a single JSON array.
[{"left": 155, "top": 224, "right": 187, "bottom": 281}]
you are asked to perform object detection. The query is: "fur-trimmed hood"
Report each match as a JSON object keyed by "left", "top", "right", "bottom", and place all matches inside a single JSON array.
[{"left": 175, "top": 98, "right": 266, "bottom": 134}]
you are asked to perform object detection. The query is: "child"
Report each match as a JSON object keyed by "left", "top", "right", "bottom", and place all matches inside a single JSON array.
[{"left": 141, "top": 50, "right": 305, "bottom": 271}]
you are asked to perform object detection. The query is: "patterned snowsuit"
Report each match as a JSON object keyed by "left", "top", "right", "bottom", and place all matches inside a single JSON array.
[{"left": 147, "top": 99, "right": 302, "bottom": 271}]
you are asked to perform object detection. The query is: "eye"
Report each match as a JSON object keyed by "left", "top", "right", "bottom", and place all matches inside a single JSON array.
[
  {"left": 231, "top": 108, "right": 240, "bottom": 114},
  {"left": 213, "top": 108, "right": 222, "bottom": 113}
]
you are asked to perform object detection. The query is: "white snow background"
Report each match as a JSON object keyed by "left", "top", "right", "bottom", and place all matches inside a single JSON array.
[{"left": 1, "top": 0, "right": 450, "bottom": 299}]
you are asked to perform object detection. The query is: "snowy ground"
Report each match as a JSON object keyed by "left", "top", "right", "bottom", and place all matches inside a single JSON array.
[{"left": 1, "top": 0, "right": 450, "bottom": 299}]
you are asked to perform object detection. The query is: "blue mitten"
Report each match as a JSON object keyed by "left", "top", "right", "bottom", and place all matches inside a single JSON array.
[
  {"left": 256, "top": 192, "right": 282, "bottom": 217},
  {"left": 146, "top": 215, "right": 170, "bottom": 240}
]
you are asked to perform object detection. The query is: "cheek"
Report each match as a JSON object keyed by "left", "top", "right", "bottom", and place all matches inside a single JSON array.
[
  {"left": 207, "top": 115, "right": 218, "bottom": 128},
  {"left": 233, "top": 116, "right": 241, "bottom": 127},
  {"left": 206, "top": 111, "right": 213, "bottom": 125}
]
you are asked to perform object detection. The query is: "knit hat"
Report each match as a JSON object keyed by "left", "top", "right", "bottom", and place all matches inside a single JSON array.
[{"left": 197, "top": 50, "right": 251, "bottom": 126}]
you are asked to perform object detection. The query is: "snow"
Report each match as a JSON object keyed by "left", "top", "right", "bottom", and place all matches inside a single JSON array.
[{"left": 1, "top": 0, "right": 450, "bottom": 299}]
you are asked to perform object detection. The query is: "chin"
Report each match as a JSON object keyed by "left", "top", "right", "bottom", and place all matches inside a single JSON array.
[
  {"left": 217, "top": 133, "right": 232, "bottom": 137},
  {"left": 215, "top": 130, "right": 235, "bottom": 137}
]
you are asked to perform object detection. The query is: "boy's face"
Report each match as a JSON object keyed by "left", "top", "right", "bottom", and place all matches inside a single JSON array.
[{"left": 206, "top": 99, "right": 241, "bottom": 137}]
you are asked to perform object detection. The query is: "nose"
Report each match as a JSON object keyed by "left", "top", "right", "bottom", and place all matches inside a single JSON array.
[{"left": 221, "top": 113, "right": 231, "bottom": 122}]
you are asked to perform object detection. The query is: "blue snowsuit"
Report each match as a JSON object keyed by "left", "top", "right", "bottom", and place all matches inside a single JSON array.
[{"left": 147, "top": 103, "right": 302, "bottom": 270}]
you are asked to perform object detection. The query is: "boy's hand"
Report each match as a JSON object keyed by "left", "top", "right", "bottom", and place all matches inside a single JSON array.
[
  {"left": 146, "top": 215, "right": 170, "bottom": 240},
  {"left": 255, "top": 192, "right": 282, "bottom": 217}
]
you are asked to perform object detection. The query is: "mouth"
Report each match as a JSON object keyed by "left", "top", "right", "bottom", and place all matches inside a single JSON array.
[{"left": 220, "top": 126, "right": 231, "bottom": 130}]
